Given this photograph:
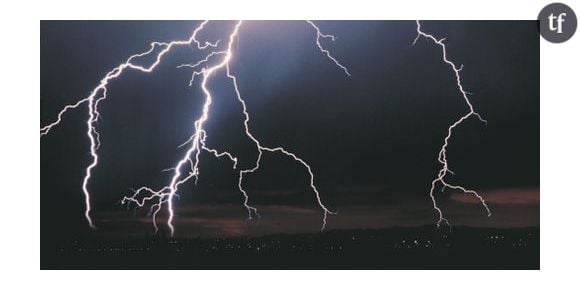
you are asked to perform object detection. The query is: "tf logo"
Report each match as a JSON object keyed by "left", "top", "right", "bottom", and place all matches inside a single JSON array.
[{"left": 538, "top": 3, "right": 577, "bottom": 43}]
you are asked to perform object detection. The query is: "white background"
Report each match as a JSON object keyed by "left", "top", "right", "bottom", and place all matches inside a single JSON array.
[{"left": 0, "top": 0, "right": 577, "bottom": 288}]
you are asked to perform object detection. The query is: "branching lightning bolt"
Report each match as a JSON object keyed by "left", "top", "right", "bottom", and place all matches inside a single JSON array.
[
  {"left": 413, "top": 20, "right": 491, "bottom": 227},
  {"left": 41, "top": 20, "right": 347, "bottom": 236},
  {"left": 41, "top": 20, "right": 489, "bottom": 235},
  {"left": 230, "top": 21, "right": 346, "bottom": 230},
  {"left": 306, "top": 20, "right": 351, "bottom": 76},
  {"left": 40, "top": 20, "right": 220, "bottom": 229}
]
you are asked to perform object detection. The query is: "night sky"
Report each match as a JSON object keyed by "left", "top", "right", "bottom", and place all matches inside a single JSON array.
[{"left": 41, "top": 21, "right": 539, "bottom": 239}]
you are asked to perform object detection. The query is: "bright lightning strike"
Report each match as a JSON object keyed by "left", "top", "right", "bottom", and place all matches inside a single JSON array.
[
  {"left": 41, "top": 20, "right": 489, "bottom": 235},
  {"left": 413, "top": 20, "right": 491, "bottom": 227},
  {"left": 40, "top": 20, "right": 218, "bottom": 230},
  {"left": 41, "top": 20, "right": 347, "bottom": 236}
]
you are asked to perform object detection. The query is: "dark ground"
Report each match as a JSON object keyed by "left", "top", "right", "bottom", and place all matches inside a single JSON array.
[{"left": 41, "top": 226, "right": 539, "bottom": 269}]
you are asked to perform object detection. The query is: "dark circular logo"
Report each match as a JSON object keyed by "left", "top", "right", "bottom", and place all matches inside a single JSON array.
[{"left": 538, "top": 3, "right": 577, "bottom": 43}]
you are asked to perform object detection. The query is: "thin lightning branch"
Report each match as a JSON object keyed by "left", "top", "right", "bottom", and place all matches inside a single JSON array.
[
  {"left": 199, "top": 130, "right": 238, "bottom": 169},
  {"left": 227, "top": 20, "right": 350, "bottom": 229},
  {"left": 306, "top": 20, "right": 351, "bottom": 76},
  {"left": 40, "top": 98, "right": 88, "bottom": 136},
  {"left": 227, "top": 57, "right": 339, "bottom": 229},
  {"left": 413, "top": 20, "right": 491, "bottom": 227}
]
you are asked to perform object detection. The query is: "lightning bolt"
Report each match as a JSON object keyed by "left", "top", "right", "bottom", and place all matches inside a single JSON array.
[
  {"left": 413, "top": 20, "right": 491, "bottom": 227},
  {"left": 42, "top": 20, "right": 488, "bottom": 235},
  {"left": 231, "top": 21, "right": 347, "bottom": 229},
  {"left": 41, "top": 20, "right": 346, "bottom": 236},
  {"left": 306, "top": 20, "right": 351, "bottom": 76},
  {"left": 40, "top": 20, "right": 219, "bottom": 229}
]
